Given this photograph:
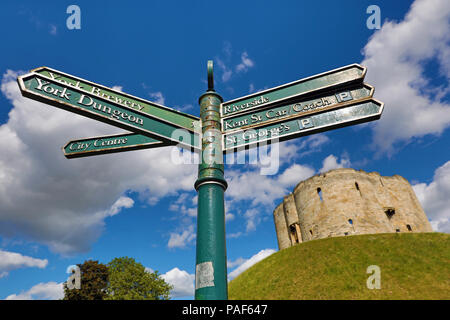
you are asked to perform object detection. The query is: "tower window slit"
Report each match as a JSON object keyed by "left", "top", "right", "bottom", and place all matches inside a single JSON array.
[{"left": 317, "top": 188, "right": 323, "bottom": 202}]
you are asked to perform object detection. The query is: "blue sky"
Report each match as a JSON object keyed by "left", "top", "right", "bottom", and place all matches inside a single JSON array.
[{"left": 0, "top": 0, "right": 449, "bottom": 299}]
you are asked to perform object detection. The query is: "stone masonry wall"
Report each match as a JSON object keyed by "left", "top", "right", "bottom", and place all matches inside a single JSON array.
[{"left": 273, "top": 168, "right": 433, "bottom": 250}]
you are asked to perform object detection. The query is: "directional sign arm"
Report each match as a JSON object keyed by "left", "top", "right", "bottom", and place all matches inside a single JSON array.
[
  {"left": 17, "top": 73, "right": 201, "bottom": 151},
  {"left": 221, "top": 83, "right": 374, "bottom": 134},
  {"left": 221, "top": 64, "right": 367, "bottom": 118},
  {"left": 222, "top": 99, "right": 384, "bottom": 152},
  {"left": 32, "top": 67, "right": 199, "bottom": 131},
  {"left": 63, "top": 132, "right": 175, "bottom": 159}
]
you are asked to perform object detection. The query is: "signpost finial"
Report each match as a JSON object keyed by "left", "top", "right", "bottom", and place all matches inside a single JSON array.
[{"left": 207, "top": 60, "right": 214, "bottom": 92}]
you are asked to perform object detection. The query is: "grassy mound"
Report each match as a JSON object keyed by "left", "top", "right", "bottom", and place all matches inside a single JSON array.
[{"left": 228, "top": 233, "right": 449, "bottom": 300}]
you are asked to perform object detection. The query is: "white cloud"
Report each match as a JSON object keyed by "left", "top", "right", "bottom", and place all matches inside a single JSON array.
[
  {"left": 236, "top": 52, "right": 254, "bottom": 73},
  {"left": 145, "top": 267, "right": 154, "bottom": 274},
  {"left": 0, "top": 70, "right": 197, "bottom": 254},
  {"left": 149, "top": 91, "right": 165, "bottom": 105},
  {"left": 319, "top": 154, "right": 351, "bottom": 173},
  {"left": 216, "top": 48, "right": 255, "bottom": 83},
  {"left": 278, "top": 164, "right": 315, "bottom": 187},
  {"left": 0, "top": 250, "right": 48, "bottom": 278},
  {"left": 167, "top": 225, "right": 196, "bottom": 249},
  {"left": 228, "top": 249, "right": 275, "bottom": 280},
  {"left": 227, "top": 257, "right": 246, "bottom": 269},
  {"left": 169, "top": 193, "right": 197, "bottom": 217},
  {"left": 361, "top": 0, "right": 450, "bottom": 154},
  {"left": 225, "top": 158, "right": 315, "bottom": 233},
  {"left": 49, "top": 24, "right": 57, "bottom": 36},
  {"left": 278, "top": 135, "right": 330, "bottom": 164},
  {"left": 5, "top": 282, "right": 63, "bottom": 300},
  {"left": 106, "top": 196, "right": 134, "bottom": 217},
  {"left": 243, "top": 208, "right": 259, "bottom": 232},
  {"left": 161, "top": 267, "right": 195, "bottom": 298},
  {"left": 412, "top": 160, "right": 450, "bottom": 233},
  {"left": 227, "top": 232, "right": 242, "bottom": 239},
  {"left": 111, "top": 85, "right": 123, "bottom": 92},
  {"left": 216, "top": 58, "right": 232, "bottom": 83},
  {"left": 226, "top": 162, "right": 314, "bottom": 207}
]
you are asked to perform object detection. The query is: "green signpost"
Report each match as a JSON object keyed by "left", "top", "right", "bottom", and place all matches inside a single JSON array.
[
  {"left": 17, "top": 61, "right": 383, "bottom": 300},
  {"left": 63, "top": 132, "right": 173, "bottom": 159}
]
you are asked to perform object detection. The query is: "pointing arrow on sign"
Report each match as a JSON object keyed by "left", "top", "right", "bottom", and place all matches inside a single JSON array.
[
  {"left": 62, "top": 132, "right": 175, "bottom": 159},
  {"left": 18, "top": 72, "right": 201, "bottom": 151},
  {"left": 221, "top": 64, "right": 367, "bottom": 118}
]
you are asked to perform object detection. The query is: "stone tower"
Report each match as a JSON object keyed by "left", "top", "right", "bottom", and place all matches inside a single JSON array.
[{"left": 273, "top": 168, "right": 433, "bottom": 250}]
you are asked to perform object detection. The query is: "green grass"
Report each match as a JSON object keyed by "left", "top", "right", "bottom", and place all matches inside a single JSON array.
[{"left": 228, "top": 233, "right": 450, "bottom": 300}]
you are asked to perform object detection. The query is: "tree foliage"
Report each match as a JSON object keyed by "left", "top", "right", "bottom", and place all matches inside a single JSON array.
[
  {"left": 105, "top": 257, "right": 172, "bottom": 300},
  {"left": 63, "top": 260, "right": 108, "bottom": 300}
]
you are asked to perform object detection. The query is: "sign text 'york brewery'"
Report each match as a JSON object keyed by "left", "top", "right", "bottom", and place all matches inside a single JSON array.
[
  {"left": 34, "top": 78, "right": 144, "bottom": 126},
  {"left": 33, "top": 66, "right": 199, "bottom": 132},
  {"left": 43, "top": 71, "right": 145, "bottom": 112}
]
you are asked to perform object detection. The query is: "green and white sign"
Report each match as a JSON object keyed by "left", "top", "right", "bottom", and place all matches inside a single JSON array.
[
  {"left": 18, "top": 73, "right": 200, "bottom": 151},
  {"left": 63, "top": 133, "right": 173, "bottom": 158},
  {"left": 33, "top": 67, "right": 199, "bottom": 132},
  {"left": 221, "top": 83, "right": 373, "bottom": 133},
  {"left": 223, "top": 99, "right": 384, "bottom": 151},
  {"left": 221, "top": 64, "right": 366, "bottom": 117}
]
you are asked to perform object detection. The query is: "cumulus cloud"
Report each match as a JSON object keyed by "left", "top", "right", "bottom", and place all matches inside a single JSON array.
[
  {"left": 0, "top": 250, "right": 48, "bottom": 278},
  {"left": 319, "top": 154, "right": 351, "bottom": 173},
  {"left": 111, "top": 85, "right": 123, "bottom": 92},
  {"left": 236, "top": 52, "right": 254, "bottom": 73},
  {"left": 169, "top": 193, "right": 197, "bottom": 218},
  {"left": 278, "top": 164, "right": 316, "bottom": 187},
  {"left": 361, "top": 0, "right": 450, "bottom": 154},
  {"left": 228, "top": 249, "right": 275, "bottom": 280},
  {"left": 216, "top": 45, "right": 255, "bottom": 83},
  {"left": 106, "top": 196, "right": 134, "bottom": 217},
  {"left": 216, "top": 58, "right": 233, "bottom": 83},
  {"left": 167, "top": 225, "right": 196, "bottom": 249},
  {"left": 226, "top": 161, "right": 315, "bottom": 206},
  {"left": 413, "top": 160, "right": 450, "bottom": 233},
  {"left": 5, "top": 282, "right": 63, "bottom": 300},
  {"left": 226, "top": 145, "right": 339, "bottom": 233},
  {"left": 0, "top": 70, "right": 197, "bottom": 254},
  {"left": 49, "top": 24, "right": 57, "bottom": 36},
  {"left": 149, "top": 91, "right": 165, "bottom": 105},
  {"left": 161, "top": 267, "right": 195, "bottom": 298}
]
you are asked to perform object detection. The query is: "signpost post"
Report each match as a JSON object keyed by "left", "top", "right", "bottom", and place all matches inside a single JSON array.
[
  {"left": 194, "top": 61, "right": 228, "bottom": 299},
  {"left": 17, "top": 61, "right": 383, "bottom": 301}
]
